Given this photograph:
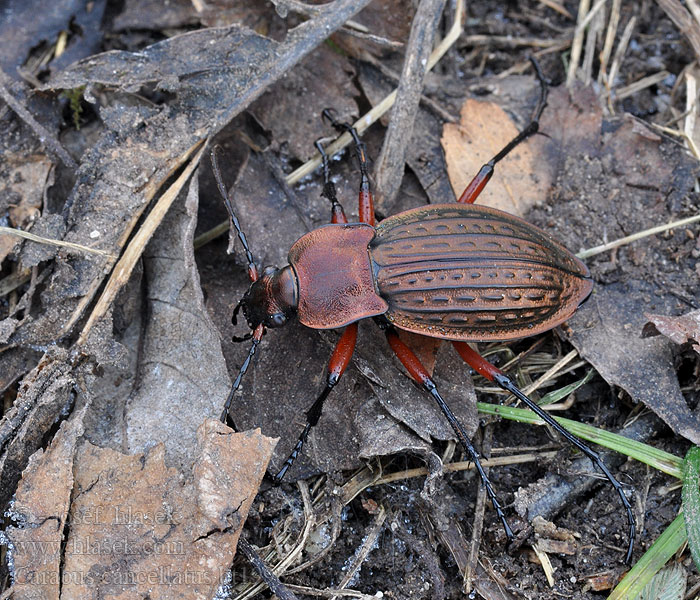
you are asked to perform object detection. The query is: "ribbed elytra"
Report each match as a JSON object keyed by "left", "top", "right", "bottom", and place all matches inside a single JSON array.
[
  {"left": 369, "top": 203, "right": 593, "bottom": 341},
  {"left": 216, "top": 59, "right": 636, "bottom": 565}
]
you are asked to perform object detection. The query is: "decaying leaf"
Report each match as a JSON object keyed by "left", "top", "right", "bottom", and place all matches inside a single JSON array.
[
  {"left": 6, "top": 418, "right": 275, "bottom": 599},
  {"left": 0, "top": 153, "right": 53, "bottom": 264},
  {"left": 643, "top": 309, "right": 700, "bottom": 354},
  {"left": 442, "top": 89, "right": 553, "bottom": 216},
  {"left": 4, "top": 406, "right": 85, "bottom": 599}
]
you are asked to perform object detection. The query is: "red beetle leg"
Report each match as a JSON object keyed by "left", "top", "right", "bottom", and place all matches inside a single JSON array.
[
  {"left": 384, "top": 326, "right": 514, "bottom": 540},
  {"left": 452, "top": 341, "right": 636, "bottom": 563},
  {"left": 273, "top": 322, "right": 358, "bottom": 482}
]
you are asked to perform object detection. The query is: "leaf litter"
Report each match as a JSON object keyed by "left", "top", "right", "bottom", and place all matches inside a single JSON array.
[{"left": 1, "top": 1, "right": 700, "bottom": 599}]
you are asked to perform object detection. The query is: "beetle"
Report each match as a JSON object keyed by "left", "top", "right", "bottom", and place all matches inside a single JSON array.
[{"left": 213, "top": 62, "right": 635, "bottom": 563}]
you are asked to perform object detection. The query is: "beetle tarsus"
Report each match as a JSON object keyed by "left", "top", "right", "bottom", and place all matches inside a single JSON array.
[
  {"left": 314, "top": 138, "right": 347, "bottom": 224},
  {"left": 319, "top": 108, "right": 374, "bottom": 225},
  {"left": 423, "top": 379, "right": 514, "bottom": 541},
  {"left": 383, "top": 324, "right": 514, "bottom": 540},
  {"left": 272, "top": 378, "right": 336, "bottom": 483},
  {"left": 220, "top": 335, "right": 260, "bottom": 423}
]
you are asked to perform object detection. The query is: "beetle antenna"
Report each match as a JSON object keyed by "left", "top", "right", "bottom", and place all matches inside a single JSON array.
[{"left": 211, "top": 147, "right": 259, "bottom": 282}]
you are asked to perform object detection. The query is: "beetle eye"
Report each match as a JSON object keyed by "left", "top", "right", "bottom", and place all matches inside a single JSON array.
[{"left": 266, "top": 313, "right": 287, "bottom": 328}]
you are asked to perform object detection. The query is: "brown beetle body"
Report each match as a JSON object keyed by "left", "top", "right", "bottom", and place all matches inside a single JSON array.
[
  {"left": 287, "top": 203, "right": 592, "bottom": 341},
  {"left": 217, "top": 67, "right": 636, "bottom": 562}
]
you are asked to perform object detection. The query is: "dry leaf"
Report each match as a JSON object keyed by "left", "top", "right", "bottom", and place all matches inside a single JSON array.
[
  {"left": 6, "top": 419, "right": 276, "bottom": 600},
  {"left": 643, "top": 310, "right": 700, "bottom": 354},
  {"left": 442, "top": 98, "right": 553, "bottom": 216}
]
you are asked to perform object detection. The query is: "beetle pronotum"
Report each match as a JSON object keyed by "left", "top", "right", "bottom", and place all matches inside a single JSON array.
[{"left": 213, "top": 61, "right": 635, "bottom": 563}]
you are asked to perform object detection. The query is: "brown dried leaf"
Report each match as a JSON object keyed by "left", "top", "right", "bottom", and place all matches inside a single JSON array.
[
  {"left": 0, "top": 349, "right": 74, "bottom": 512},
  {"left": 585, "top": 571, "right": 622, "bottom": 592},
  {"left": 7, "top": 419, "right": 275, "bottom": 599},
  {"left": 643, "top": 310, "right": 700, "bottom": 354},
  {"left": 532, "top": 515, "right": 576, "bottom": 542},
  {"left": 442, "top": 97, "right": 553, "bottom": 217},
  {"left": 5, "top": 407, "right": 86, "bottom": 600},
  {"left": 0, "top": 153, "right": 52, "bottom": 263}
]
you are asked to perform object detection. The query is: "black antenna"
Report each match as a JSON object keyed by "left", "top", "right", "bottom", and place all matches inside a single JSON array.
[{"left": 211, "top": 147, "right": 258, "bottom": 281}]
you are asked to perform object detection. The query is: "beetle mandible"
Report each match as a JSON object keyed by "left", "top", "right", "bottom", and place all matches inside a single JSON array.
[{"left": 213, "top": 61, "right": 636, "bottom": 563}]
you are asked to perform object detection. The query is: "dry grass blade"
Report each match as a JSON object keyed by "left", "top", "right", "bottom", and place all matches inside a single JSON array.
[
  {"left": 581, "top": 0, "right": 606, "bottom": 83},
  {"left": 0, "top": 226, "right": 115, "bottom": 258},
  {"left": 606, "top": 15, "right": 636, "bottom": 110},
  {"left": 537, "top": 0, "right": 574, "bottom": 19},
  {"left": 285, "top": 584, "right": 379, "bottom": 599},
  {"left": 684, "top": 71, "right": 700, "bottom": 156},
  {"left": 76, "top": 141, "right": 206, "bottom": 345},
  {"left": 616, "top": 70, "right": 671, "bottom": 100},
  {"left": 657, "top": 0, "right": 700, "bottom": 61},
  {"left": 373, "top": 451, "right": 560, "bottom": 485},
  {"left": 598, "top": 0, "right": 622, "bottom": 87},
  {"left": 577, "top": 214, "right": 700, "bottom": 259},
  {"left": 532, "top": 543, "right": 556, "bottom": 587},
  {"left": 566, "top": 0, "right": 591, "bottom": 86},
  {"left": 522, "top": 349, "right": 579, "bottom": 397}
]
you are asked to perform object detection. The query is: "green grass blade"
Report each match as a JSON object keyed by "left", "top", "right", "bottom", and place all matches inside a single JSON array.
[
  {"left": 682, "top": 446, "right": 700, "bottom": 572},
  {"left": 607, "top": 514, "right": 686, "bottom": 600},
  {"left": 477, "top": 402, "right": 683, "bottom": 478},
  {"left": 538, "top": 369, "right": 595, "bottom": 406}
]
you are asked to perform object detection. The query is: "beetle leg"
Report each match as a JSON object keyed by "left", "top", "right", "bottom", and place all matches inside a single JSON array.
[
  {"left": 457, "top": 58, "right": 549, "bottom": 205},
  {"left": 272, "top": 322, "right": 358, "bottom": 483},
  {"left": 314, "top": 138, "right": 348, "bottom": 225},
  {"left": 452, "top": 341, "right": 636, "bottom": 563},
  {"left": 321, "top": 109, "right": 375, "bottom": 226},
  {"left": 381, "top": 324, "right": 514, "bottom": 541}
]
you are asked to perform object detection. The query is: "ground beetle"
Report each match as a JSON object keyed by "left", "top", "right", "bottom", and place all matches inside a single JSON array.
[{"left": 212, "top": 61, "right": 635, "bottom": 563}]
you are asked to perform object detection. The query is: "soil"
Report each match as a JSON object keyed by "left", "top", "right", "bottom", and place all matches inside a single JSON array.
[{"left": 1, "top": 1, "right": 699, "bottom": 599}]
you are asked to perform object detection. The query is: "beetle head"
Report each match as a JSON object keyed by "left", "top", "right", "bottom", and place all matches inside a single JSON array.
[{"left": 237, "top": 265, "right": 298, "bottom": 331}]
